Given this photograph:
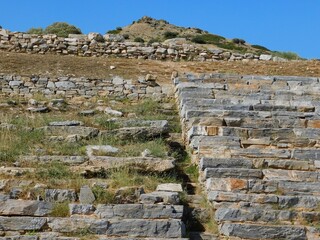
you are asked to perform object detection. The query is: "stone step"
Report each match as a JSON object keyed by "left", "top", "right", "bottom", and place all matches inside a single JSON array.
[
  {"left": 207, "top": 177, "right": 320, "bottom": 195},
  {"left": 213, "top": 90, "right": 320, "bottom": 102},
  {"left": 229, "top": 148, "right": 320, "bottom": 161},
  {"left": 203, "top": 168, "right": 263, "bottom": 180},
  {"left": 208, "top": 191, "right": 320, "bottom": 210},
  {"left": 190, "top": 136, "right": 241, "bottom": 149},
  {"left": 219, "top": 222, "right": 307, "bottom": 240},
  {"left": 93, "top": 204, "right": 184, "bottom": 219},
  {"left": 187, "top": 116, "right": 309, "bottom": 129},
  {"left": 215, "top": 207, "right": 297, "bottom": 223},
  {"left": 48, "top": 218, "right": 186, "bottom": 238},
  {"left": 183, "top": 109, "right": 314, "bottom": 121},
  {"left": 200, "top": 157, "right": 253, "bottom": 170},
  {"left": 182, "top": 103, "right": 314, "bottom": 113}
]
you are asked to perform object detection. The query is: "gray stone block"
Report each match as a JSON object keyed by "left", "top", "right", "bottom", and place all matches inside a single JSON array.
[{"left": 220, "top": 223, "right": 307, "bottom": 240}]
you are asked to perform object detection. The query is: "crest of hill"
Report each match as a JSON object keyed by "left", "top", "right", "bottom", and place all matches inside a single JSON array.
[{"left": 109, "top": 16, "right": 300, "bottom": 59}]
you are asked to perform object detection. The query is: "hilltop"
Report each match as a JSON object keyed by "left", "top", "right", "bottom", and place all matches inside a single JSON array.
[{"left": 109, "top": 16, "right": 300, "bottom": 59}]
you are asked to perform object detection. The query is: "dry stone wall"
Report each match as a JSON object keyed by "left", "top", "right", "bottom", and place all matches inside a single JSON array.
[
  {"left": 0, "top": 29, "right": 281, "bottom": 61},
  {"left": 175, "top": 73, "right": 320, "bottom": 239},
  {"left": 0, "top": 74, "right": 172, "bottom": 99}
]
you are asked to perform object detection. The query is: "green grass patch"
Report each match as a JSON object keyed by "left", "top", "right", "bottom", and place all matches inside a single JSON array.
[
  {"left": 191, "top": 34, "right": 225, "bottom": 44},
  {"left": 272, "top": 51, "right": 301, "bottom": 60},
  {"left": 49, "top": 202, "right": 70, "bottom": 217}
]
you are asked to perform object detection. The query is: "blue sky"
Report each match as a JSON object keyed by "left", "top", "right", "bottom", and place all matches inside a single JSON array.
[{"left": 1, "top": 0, "right": 319, "bottom": 59}]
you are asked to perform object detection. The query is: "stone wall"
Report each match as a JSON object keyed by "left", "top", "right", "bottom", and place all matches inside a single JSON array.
[
  {"left": 0, "top": 74, "right": 173, "bottom": 99},
  {"left": 0, "top": 29, "right": 281, "bottom": 62}
]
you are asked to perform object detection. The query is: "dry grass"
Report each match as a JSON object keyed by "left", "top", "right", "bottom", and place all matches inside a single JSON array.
[{"left": 1, "top": 52, "right": 320, "bottom": 86}]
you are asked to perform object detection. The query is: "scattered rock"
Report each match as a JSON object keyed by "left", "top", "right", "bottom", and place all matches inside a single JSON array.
[
  {"left": 27, "top": 106, "right": 50, "bottom": 113},
  {"left": 104, "top": 107, "right": 123, "bottom": 117},
  {"left": 86, "top": 145, "right": 119, "bottom": 157},
  {"left": 78, "top": 109, "right": 95, "bottom": 116},
  {"left": 79, "top": 185, "right": 95, "bottom": 204},
  {"left": 156, "top": 183, "right": 183, "bottom": 192}
]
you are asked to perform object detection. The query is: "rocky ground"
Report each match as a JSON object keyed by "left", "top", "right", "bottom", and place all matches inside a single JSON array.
[{"left": 0, "top": 95, "right": 207, "bottom": 239}]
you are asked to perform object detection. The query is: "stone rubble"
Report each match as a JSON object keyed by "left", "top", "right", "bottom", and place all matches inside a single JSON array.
[{"left": 0, "top": 29, "right": 282, "bottom": 62}]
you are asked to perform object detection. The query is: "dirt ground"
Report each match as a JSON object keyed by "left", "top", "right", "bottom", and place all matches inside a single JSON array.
[{"left": 1, "top": 51, "right": 320, "bottom": 83}]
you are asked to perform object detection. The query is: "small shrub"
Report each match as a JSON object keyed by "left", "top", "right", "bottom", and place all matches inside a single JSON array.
[
  {"left": 163, "top": 31, "right": 178, "bottom": 39},
  {"left": 92, "top": 186, "right": 114, "bottom": 204},
  {"left": 27, "top": 27, "right": 44, "bottom": 35},
  {"left": 122, "top": 34, "right": 129, "bottom": 39},
  {"left": 232, "top": 38, "right": 246, "bottom": 45},
  {"left": 44, "top": 22, "right": 82, "bottom": 37},
  {"left": 191, "top": 34, "right": 225, "bottom": 45},
  {"left": 49, "top": 202, "right": 70, "bottom": 217},
  {"left": 107, "top": 28, "right": 121, "bottom": 34},
  {"left": 148, "top": 38, "right": 160, "bottom": 44},
  {"left": 191, "top": 36, "right": 206, "bottom": 44},
  {"left": 134, "top": 37, "right": 145, "bottom": 43},
  {"left": 252, "top": 44, "right": 270, "bottom": 51}
]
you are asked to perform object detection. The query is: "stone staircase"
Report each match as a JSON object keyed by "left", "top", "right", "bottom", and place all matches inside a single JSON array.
[
  {"left": 175, "top": 73, "right": 320, "bottom": 240},
  {"left": 0, "top": 199, "right": 186, "bottom": 239}
]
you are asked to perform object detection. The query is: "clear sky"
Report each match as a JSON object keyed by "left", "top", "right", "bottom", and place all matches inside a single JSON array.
[{"left": 1, "top": 0, "right": 319, "bottom": 59}]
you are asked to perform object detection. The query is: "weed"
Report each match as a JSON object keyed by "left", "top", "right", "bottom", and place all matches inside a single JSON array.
[
  {"left": 92, "top": 185, "right": 115, "bottom": 204},
  {"left": 49, "top": 202, "right": 70, "bottom": 217},
  {"left": 272, "top": 51, "right": 301, "bottom": 60}
]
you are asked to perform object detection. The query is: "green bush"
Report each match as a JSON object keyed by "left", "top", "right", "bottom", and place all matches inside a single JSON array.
[
  {"left": 216, "top": 41, "right": 247, "bottom": 53},
  {"left": 134, "top": 37, "right": 145, "bottom": 43},
  {"left": 163, "top": 31, "right": 178, "bottom": 39},
  {"left": 252, "top": 44, "right": 270, "bottom": 51},
  {"left": 191, "top": 36, "right": 206, "bottom": 44},
  {"left": 27, "top": 27, "right": 44, "bottom": 35},
  {"left": 122, "top": 34, "right": 130, "bottom": 39},
  {"left": 232, "top": 38, "right": 246, "bottom": 45},
  {"left": 107, "top": 27, "right": 122, "bottom": 34},
  {"left": 191, "top": 34, "right": 225, "bottom": 44},
  {"left": 44, "top": 22, "right": 82, "bottom": 37}
]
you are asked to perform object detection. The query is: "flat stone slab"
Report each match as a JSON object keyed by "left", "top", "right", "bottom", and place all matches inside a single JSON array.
[
  {"left": 48, "top": 120, "right": 83, "bottom": 126},
  {"left": 0, "top": 216, "right": 47, "bottom": 231},
  {"left": 39, "top": 126, "right": 99, "bottom": 139},
  {"left": 48, "top": 217, "right": 109, "bottom": 234},
  {"left": 220, "top": 223, "right": 307, "bottom": 240},
  {"left": 204, "top": 168, "right": 263, "bottom": 180},
  {"left": 106, "top": 219, "right": 185, "bottom": 238},
  {"left": 21, "top": 155, "right": 88, "bottom": 165},
  {"left": 27, "top": 106, "right": 50, "bottom": 113},
  {"left": 140, "top": 191, "right": 180, "bottom": 205},
  {"left": 0, "top": 199, "right": 52, "bottom": 216},
  {"left": 156, "top": 183, "right": 183, "bottom": 192},
  {"left": 45, "top": 189, "right": 77, "bottom": 203},
  {"left": 200, "top": 157, "right": 253, "bottom": 170},
  {"left": 95, "top": 204, "right": 184, "bottom": 219},
  {"left": 74, "top": 156, "right": 175, "bottom": 173}
]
